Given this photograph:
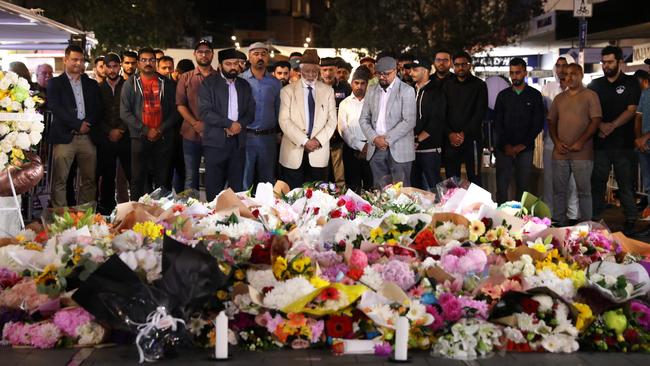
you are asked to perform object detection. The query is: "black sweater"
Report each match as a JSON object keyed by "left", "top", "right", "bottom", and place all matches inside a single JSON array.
[
  {"left": 494, "top": 85, "right": 545, "bottom": 152},
  {"left": 442, "top": 74, "right": 487, "bottom": 141},
  {"left": 414, "top": 81, "right": 446, "bottom": 150}
]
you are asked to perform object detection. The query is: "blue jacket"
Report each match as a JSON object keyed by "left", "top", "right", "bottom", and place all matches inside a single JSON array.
[
  {"left": 198, "top": 74, "right": 255, "bottom": 148},
  {"left": 47, "top": 73, "right": 102, "bottom": 144}
]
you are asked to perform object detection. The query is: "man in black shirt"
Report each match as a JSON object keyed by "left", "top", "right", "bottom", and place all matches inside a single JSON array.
[
  {"left": 588, "top": 46, "right": 641, "bottom": 235},
  {"left": 494, "top": 58, "right": 544, "bottom": 204},
  {"left": 96, "top": 53, "right": 130, "bottom": 215},
  {"left": 442, "top": 51, "right": 488, "bottom": 185},
  {"left": 410, "top": 58, "right": 446, "bottom": 190},
  {"left": 432, "top": 50, "right": 454, "bottom": 90}
]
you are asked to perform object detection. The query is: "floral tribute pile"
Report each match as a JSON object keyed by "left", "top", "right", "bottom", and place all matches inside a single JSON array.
[{"left": 1, "top": 180, "right": 650, "bottom": 360}]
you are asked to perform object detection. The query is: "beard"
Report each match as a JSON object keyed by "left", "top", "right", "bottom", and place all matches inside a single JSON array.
[
  {"left": 353, "top": 89, "right": 365, "bottom": 98},
  {"left": 603, "top": 66, "right": 618, "bottom": 78},
  {"left": 107, "top": 73, "right": 120, "bottom": 81},
  {"left": 224, "top": 70, "right": 239, "bottom": 79},
  {"left": 512, "top": 79, "right": 524, "bottom": 87},
  {"left": 197, "top": 60, "right": 211, "bottom": 67}
]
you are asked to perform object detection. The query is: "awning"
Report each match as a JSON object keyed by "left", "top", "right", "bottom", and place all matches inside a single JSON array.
[{"left": 0, "top": 0, "right": 97, "bottom": 50}]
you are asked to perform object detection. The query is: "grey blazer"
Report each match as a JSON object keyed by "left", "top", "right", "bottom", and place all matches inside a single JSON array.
[{"left": 359, "top": 79, "right": 416, "bottom": 163}]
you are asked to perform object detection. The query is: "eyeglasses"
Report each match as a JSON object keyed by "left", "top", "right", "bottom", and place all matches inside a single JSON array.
[
  {"left": 453, "top": 62, "right": 470, "bottom": 67},
  {"left": 196, "top": 50, "right": 213, "bottom": 55},
  {"left": 139, "top": 58, "right": 156, "bottom": 63}
]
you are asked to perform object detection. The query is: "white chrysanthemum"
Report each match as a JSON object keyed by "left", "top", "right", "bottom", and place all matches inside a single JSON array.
[
  {"left": 0, "top": 123, "right": 10, "bottom": 136},
  {"left": 5, "top": 71, "right": 19, "bottom": 84},
  {"left": 359, "top": 266, "right": 383, "bottom": 291},
  {"left": 0, "top": 78, "right": 11, "bottom": 91},
  {"left": 9, "top": 101, "right": 22, "bottom": 112},
  {"left": 29, "top": 130, "right": 42, "bottom": 145},
  {"left": 246, "top": 268, "right": 279, "bottom": 291},
  {"left": 16, "top": 77, "right": 31, "bottom": 91},
  {"left": 0, "top": 137, "right": 14, "bottom": 153},
  {"left": 30, "top": 120, "right": 44, "bottom": 133},
  {"left": 23, "top": 97, "right": 36, "bottom": 109},
  {"left": 15, "top": 119, "right": 31, "bottom": 131},
  {"left": 14, "top": 132, "right": 31, "bottom": 149},
  {"left": 532, "top": 294, "right": 554, "bottom": 313},
  {"left": 262, "top": 277, "right": 315, "bottom": 310}
]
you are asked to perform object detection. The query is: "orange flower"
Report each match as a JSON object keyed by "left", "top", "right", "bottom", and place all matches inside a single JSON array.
[
  {"left": 287, "top": 313, "right": 307, "bottom": 328},
  {"left": 274, "top": 324, "right": 290, "bottom": 343}
]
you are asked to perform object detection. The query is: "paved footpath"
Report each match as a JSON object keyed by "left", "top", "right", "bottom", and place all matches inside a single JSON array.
[{"left": 2, "top": 346, "right": 650, "bottom": 366}]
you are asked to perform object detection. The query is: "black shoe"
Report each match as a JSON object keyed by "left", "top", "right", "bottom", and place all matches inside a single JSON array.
[{"left": 623, "top": 221, "right": 636, "bottom": 237}]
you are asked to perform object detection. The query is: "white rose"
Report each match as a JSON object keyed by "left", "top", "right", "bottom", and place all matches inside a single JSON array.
[
  {"left": 0, "top": 96, "right": 11, "bottom": 108},
  {"left": 16, "top": 78, "right": 31, "bottom": 91},
  {"left": 0, "top": 78, "right": 11, "bottom": 91},
  {"left": 15, "top": 119, "right": 31, "bottom": 131},
  {"left": 30, "top": 121, "right": 44, "bottom": 133},
  {"left": 15, "top": 132, "right": 31, "bottom": 149},
  {"left": 0, "top": 123, "right": 10, "bottom": 136},
  {"left": 29, "top": 130, "right": 42, "bottom": 145},
  {"left": 9, "top": 101, "right": 22, "bottom": 112},
  {"left": 5, "top": 71, "right": 19, "bottom": 84},
  {"left": 23, "top": 97, "right": 36, "bottom": 109}
]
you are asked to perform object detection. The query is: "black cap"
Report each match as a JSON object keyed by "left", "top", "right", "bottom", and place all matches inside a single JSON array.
[
  {"left": 218, "top": 48, "right": 240, "bottom": 63},
  {"left": 194, "top": 39, "right": 213, "bottom": 51},
  {"left": 320, "top": 57, "right": 338, "bottom": 67},
  {"left": 407, "top": 57, "right": 431, "bottom": 71}
]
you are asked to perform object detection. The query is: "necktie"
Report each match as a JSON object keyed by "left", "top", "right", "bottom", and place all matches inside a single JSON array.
[{"left": 307, "top": 86, "right": 315, "bottom": 137}]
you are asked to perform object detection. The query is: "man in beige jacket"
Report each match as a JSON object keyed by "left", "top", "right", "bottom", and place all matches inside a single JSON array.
[{"left": 279, "top": 49, "right": 338, "bottom": 188}]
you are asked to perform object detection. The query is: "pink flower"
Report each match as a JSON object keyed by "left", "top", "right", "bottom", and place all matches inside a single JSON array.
[
  {"left": 458, "top": 297, "right": 488, "bottom": 319},
  {"left": 0, "top": 268, "right": 22, "bottom": 289},
  {"left": 426, "top": 305, "right": 444, "bottom": 331},
  {"left": 53, "top": 307, "right": 94, "bottom": 337},
  {"left": 29, "top": 322, "right": 61, "bottom": 349},
  {"left": 345, "top": 199, "right": 357, "bottom": 212},
  {"left": 379, "top": 260, "right": 415, "bottom": 290},
  {"left": 310, "top": 319, "right": 324, "bottom": 342},
  {"left": 438, "top": 293, "right": 462, "bottom": 322},
  {"left": 374, "top": 342, "right": 392, "bottom": 356},
  {"left": 2, "top": 321, "right": 29, "bottom": 345},
  {"left": 264, "top": 314, "right": 285, "bottom": 334},
  {"left": 349, "top": 249, "right": 368, "bottom": 270},
  {"left": 360, "top": 203, "right": 372, "bottom": 214}
]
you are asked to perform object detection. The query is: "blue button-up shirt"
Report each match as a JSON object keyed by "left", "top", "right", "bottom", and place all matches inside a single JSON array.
[
  {"left": 242, "top": 69, "right": 281, "bottom": 130},
  {"left": 639, "top": 88, "right": 650, "bottom": 134},
  {"left": 66, "top": 72, "right": 85, "bottom": 120}
]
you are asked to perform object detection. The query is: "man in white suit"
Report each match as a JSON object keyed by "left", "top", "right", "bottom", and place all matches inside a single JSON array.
[
  {"left": 359, "top": 56, "right": 416, "bottom": 187},
  {"left": 279, "top": 49, "right": 338, "bottom": 188}
]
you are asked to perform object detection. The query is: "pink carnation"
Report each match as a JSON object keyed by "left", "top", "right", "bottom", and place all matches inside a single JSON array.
[
  {"left": 438, "top": 293, "right": 462, "bottom": 322},
  {"left": 379, "top": 260, "right": 415, "bottom": 290},
  {"left": 349, "top": 249, "right": 368, "bottom": 270},
  {"left": 29, "top": 322, "right": 61, "bottom": 349},
  {"left": 2, "top": 321, "right": 30, "bottom": 345},
  {"left": 458, "top": 297, "right": 489, "bottom": 319},
  {"left": 426, "top": 305, "right": 444, "bottom": 331},
  {"left": 440, "top": 248, "right": 486, "bottom": 275},
  {"left": 53, "top": 307, "right": 94, "bottom": 337}
]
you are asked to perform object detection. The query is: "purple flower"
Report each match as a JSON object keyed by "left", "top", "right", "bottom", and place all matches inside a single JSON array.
[
  {"left": 630, "top": 301, "right": 650, "bottom": 331},
  {"left": 313, "top": 250, "right": 343, "bottom": 268},
  {"left": 374, "top": 342, "right": 392, "bottom": 357},
  {"left": 0, "top": 268, "right": 21, "bottom": 289},
  {"left": 321, "top": 263, "right": 349, "bottom": 282},
  {"left": 380, "top": 260, "right": 415, "bottom": 290}
]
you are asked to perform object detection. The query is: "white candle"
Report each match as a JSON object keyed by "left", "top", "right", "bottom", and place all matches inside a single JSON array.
[
  {"left": 215, "top": 311, "right": 228, "bottom": 359},
  {"left": 394, "top": 316, "right": 409, "bottom": 361}
]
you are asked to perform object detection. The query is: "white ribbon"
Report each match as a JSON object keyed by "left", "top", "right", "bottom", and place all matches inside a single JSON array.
[
  {"left": 129, "top": 306, "right": 185, "bottom": 363},
  {"left": 0, "top": 112, "right": 44, "bottom": 122}
]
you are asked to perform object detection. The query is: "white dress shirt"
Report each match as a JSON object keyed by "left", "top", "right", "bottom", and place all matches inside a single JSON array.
[
  {"left": 338, "top": 94, "right": 366, "bottom": 151},
  {"left": 375, "top": 77, "right": 397, "bottom": 135}
]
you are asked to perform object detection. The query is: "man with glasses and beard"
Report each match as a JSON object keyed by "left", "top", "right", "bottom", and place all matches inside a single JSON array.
[
  {"left": 493, "top": 57, "right": 544, "bottom": 204},
  {"left": 176, "top": 40, "right": 218, "bottom": 191},
  {"left": 359, "top": 56, "right": 416, "bottom": 187},
  {"left": 588, "top": 46, "right": 641, "bottom": 235},
  {"left": 96, "top": 53, "right": 130, "bottom": 214},
  {"left": 442, "top": 51, "right": 487, "bottom": 185},
  {"left": 432, "top": 50, "right": 454, "bottom": 90},
  {"left": 121, "top": 47, "right": 179, "bottom": 200},
  {"left": 241, "top": 42, "right": 282, "bottom": 190},
  {"left": 198, "top": 48, "right": 255, "bottom": 201}
]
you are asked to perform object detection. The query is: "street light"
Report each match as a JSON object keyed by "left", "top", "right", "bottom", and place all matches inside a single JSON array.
[
  {"left": 305, "top": 37, "right": 311, "bottom": 43},
  {"left": 303, "top": 43, "right": 309, "bottom": 48},
  {"left": 231, "top": 35, "right": 237, "bottom": 41}
]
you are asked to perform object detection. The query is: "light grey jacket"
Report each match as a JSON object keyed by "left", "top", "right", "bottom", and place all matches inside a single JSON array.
[{"left": 359, "top": 79, "right": 416, "bottom": 163}]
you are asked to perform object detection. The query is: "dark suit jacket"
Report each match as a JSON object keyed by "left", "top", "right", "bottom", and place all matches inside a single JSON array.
[
  {"left": 198, "top": 74, "right": 255, "bottom": 148},
  {"left": 47, "top": 73, "right": 102, "bottom": 144}
]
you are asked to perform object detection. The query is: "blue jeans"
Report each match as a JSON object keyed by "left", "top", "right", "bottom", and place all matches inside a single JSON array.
[
  {"left": 243, "top": 134, "right": 278, "bottom": 190},
  {"left": 183, "top": 139, "right": 203, "bottom": 191}
]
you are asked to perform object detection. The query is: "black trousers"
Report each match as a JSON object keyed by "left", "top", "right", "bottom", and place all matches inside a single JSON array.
[
  {"left": 443, "top": 139, "right": 482, "bottom": 186},
  {"left": 171, "top": 131, "right": 185, "bottom": 193},
  {"left": 281, "top": 151, "right": 328, "bottom": 189},
  {"left": 97, "top": 136, "right": 131, "bottom": 214},
  {"left": 204, "top": 139, "right": 245, "bottom": 202},
  {"left": 495, "top": 149, "right": 533, "bottom": 204},
  {"left": 411, "top": 150, "right": 442, "bottom": 191},
  {"left": 342, "top": 144, "right": 373, "bottom": 192},
  {"left": 130, "top": 135, "right": 173, "bottom": 200}
]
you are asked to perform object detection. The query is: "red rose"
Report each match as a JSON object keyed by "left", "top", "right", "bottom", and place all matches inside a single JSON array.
[
  {"left": 624, "top": 328, "right": 640, "bottom": 344},
  {"left": 345, "top": 200, "right": 356, "bottom": 212},
  {"left": 331, "top": 209, "right": 342, "bottom": 218},
  {"left": 306, "top": 189, "right": 313, "bottom": 199},
  {"left": 326, "top": 315, "right": 353, "bottom": 338},
  {"left": 313, "top": 207, "right": 320, "bottom": 215},
  {"left": 250, "top": 244, "right": 271, "bottom": 264},
  {"left": 347, "top": 268, "right": 364, "bottom": 281},
  {"left": 521, "top": 297, "right": 540, "bottom": 315},
  {"left": 252, "top": 209, "right": 260, "bottom": 218},
  {"left": 337, "top": 198, "right": 346, "bottom": 207}
]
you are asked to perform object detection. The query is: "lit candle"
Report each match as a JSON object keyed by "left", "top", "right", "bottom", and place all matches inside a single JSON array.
[
  {"left": 215, "top": 311, "right": 228, "bottom": 359},
  {"left": 394, "top": 316, "right": 409, "bottom": 361}
]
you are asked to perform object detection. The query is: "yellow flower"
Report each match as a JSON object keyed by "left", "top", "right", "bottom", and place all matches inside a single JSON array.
[
  {"left": 469, "top": 220, "right": 486, "bottom": 237},
  {"left": 571, "top": 269, "right": 586, "bottom": 288},
  {"left": 15, "top": 234, "right": 25, "bottom": 242},
  {"left": 234, "top": 269, "right": 246, "bottom": 281},
  {"left": 24, "top": 241, "right": 43, "bottom": 251},
  {"left": 216, "top": 290, "right": 229, "bottom": 300},
  {"left": 531, "top": 242, "right": 547, "bottom": 253},
  {"left": 370, "top": 227, "right": 384, "bottom": 241},
  {"left": 485, "top": 230, "right": 498, "bottom": 242},
  {"left": 35, "top": 264, "right": 58, "bottom": 286},
  {"left": 133, "top": 221, "right": 163, "bottom": 241},
  {"left": 574, "top": 302, "right": 594, "bottom": 331},
  {"left": 11, "top": 148, "right": 24, "bottom": 162},
  {"left": 72, "top": 246, "right": 84, "bottom": 264},
  {"left": 272, "top": 256, "right": 288, "bottom": 279},
  {"left": 291, "top": 257, "right": 311, "bottom": 274}
]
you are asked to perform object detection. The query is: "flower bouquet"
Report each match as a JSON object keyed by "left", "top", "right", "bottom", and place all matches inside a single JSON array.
[{"left": 586, "top": 261, "right": 650, "bottom": 303}]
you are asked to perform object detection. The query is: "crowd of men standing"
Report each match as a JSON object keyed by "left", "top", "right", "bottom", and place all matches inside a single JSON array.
[{"left": 26, "top": 41, "right": 650, "bottom": 236}]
